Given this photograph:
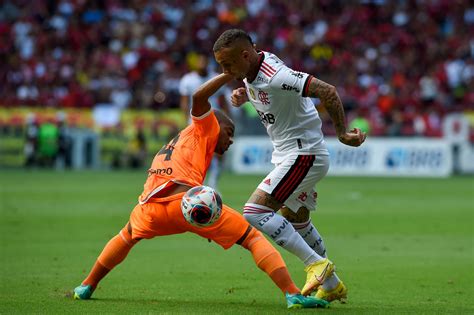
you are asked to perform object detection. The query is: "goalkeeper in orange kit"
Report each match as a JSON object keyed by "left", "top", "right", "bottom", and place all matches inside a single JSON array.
[{"left": 73, "top": 73, "right": 329, "bottom": 309}]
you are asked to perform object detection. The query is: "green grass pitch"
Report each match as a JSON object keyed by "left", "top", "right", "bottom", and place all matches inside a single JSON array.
[{"left": 1, "top": 170, "right": 473, "bottom": 314}]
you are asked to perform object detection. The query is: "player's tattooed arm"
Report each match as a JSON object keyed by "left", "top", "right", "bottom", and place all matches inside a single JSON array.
[
  {"left": 247, "top": 189, "right": 282, "bottom": 211},
  {"left": 305, "top": 77, "right": 366, "bottom": 147},
  {"left": 305, "top": 77, "right": 346, "bottom": 137}
]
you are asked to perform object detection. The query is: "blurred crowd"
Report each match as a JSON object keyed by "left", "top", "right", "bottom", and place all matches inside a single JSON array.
[{"left": 1, "top": 0, "right": 473, "bottom": 137}]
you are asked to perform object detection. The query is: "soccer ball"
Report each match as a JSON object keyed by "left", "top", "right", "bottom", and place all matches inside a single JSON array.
[{"left": 181, "top": 185, "right": 223, "bottom": 227}]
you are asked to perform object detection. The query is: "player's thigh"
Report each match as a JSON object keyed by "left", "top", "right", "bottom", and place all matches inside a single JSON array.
[
  {"left": 284, "top": 154, "right": 329, "bottom": 212},
  {"left": 256, "top": 154, "right": 329, "bottom": 213},
  {"left": 129, "top": 200, "right": 186, "bottom": 241},
  {"left": 280, "top": 205, "right": 310, "bottom": 223},
  {"left": 190, "top": 204, "right": 250, "bottom": 250}
]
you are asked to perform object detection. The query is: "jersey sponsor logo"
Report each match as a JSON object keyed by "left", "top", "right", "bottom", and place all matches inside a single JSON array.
[
  {"left": 281, "top": 83, "right": 300, "bottom": 93},
  {"left": 148, "top": 167, "right": 173, "bottom": 176},
  {"left": 290, "top": 71, "right": 304, "bottom": 79},
  {"left": 258, "top": 90, "right": 270, "bottom": 105},
  {"left": 256, "top": 75, "right": 269, "bottom": 84},
  {"left": 256, "top": 110, "right": 275, "bottom": 125}
]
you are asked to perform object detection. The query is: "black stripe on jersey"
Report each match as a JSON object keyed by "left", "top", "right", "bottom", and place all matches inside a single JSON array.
[{"left": 302, "top": 75, "right": 314, "bottom": 97}]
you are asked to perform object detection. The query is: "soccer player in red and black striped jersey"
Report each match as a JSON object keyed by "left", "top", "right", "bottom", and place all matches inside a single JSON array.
[{"left": 213, "top": 29, "right": 366, "bottom": 303}]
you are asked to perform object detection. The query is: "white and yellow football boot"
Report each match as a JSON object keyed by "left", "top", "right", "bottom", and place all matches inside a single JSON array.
[
  {"left": 316, "top": 281, "right": 347, "bottom": 303},
  {"left": 301, "top": 258, "right": 335, "bottom": 296}
]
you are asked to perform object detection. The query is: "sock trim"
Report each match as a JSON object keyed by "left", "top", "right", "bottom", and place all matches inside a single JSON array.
[
  {"left": 292, "top": 220, "right": 311, "bottom": 230},
  {"left": 243, "top": 203, "right": 275, "bottom": 214}
]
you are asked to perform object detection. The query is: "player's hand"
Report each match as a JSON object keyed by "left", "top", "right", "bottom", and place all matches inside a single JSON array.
[
  {"left": 230, "top": 88, "right": 248, "bottom": 107},
  {"left": 338, "top": 128, "right": 366, "bottom": 147}
]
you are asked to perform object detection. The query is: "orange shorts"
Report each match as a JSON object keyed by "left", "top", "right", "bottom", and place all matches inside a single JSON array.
[{"left": 129, "top": 192, "right": 250, "bottom": 249}]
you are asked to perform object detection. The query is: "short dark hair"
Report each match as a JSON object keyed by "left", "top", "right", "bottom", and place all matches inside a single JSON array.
[{"left": 213, "top": 29, "right": 254, "bottom": 52}]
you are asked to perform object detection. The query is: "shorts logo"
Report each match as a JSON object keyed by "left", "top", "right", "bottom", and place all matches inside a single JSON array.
[
  {"left": 298, "top": 192, "right": 308, "bottom": 202},
  {"left": 264, "top": 178, "right": 271, "bottom": 185},
  {"left": 258, "top": 90, "right": 270, "bottom": 105}
]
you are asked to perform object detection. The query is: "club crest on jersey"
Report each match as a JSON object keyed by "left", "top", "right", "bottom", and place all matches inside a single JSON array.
[{"left": 258, "top": 90, "right": 270, "bottom": 105}]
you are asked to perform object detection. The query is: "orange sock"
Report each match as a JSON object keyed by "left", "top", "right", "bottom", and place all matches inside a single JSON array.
[
  {"left": 82, "top": 227, "right": 136, "bottom": 288},
  {"left": 241, "top": 228, "right": 300, "bottom": 295}
]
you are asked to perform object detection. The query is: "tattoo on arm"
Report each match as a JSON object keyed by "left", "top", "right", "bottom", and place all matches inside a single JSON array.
[{"left": 307, "top": 77, "right": 346, "bottom": 136}]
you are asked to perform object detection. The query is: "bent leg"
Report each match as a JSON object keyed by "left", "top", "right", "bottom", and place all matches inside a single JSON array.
[
  {"left": 243, "top": 189, "right": 322, "bottom": 266},
  {"left": 82, "top": 224, "right": 138, "bottom": 289},
  {"left": 239, "top": 227, "right": 299, "bottom": 295}
]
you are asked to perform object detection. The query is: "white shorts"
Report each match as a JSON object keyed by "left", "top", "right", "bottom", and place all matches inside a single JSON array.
[{"left": 257, "top": 154, "right": 329, "bottom": 213}]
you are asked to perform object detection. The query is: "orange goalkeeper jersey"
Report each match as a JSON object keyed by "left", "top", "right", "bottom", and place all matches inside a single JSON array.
[{"left": 139, "top": 110, "right": 220, "bottom": 204}]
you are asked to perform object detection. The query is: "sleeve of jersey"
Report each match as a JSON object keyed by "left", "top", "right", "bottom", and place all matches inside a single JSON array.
[
  {"left": 191, "top": 109, "right": 220, "bottom": 139},
  {"left": 270, "top": 66, "right": 314, "bottom": 98}
]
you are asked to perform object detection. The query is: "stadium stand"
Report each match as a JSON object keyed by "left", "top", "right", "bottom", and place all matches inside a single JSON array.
[{"left": 0, "top": 0, "right": 472, "bottom": 139}]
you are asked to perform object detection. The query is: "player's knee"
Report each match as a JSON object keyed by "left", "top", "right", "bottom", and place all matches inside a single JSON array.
[
  {"left": 280, "top": 206, "right": 310, "bottom": 223},
  {"left": 122, "top": 223, "right": 139, "bottom": 246},
  {"left": 243, "top": 203, "right": 274, "bottom": 228},
  {"left": 239, "top": 227, "right": 262, "bottom": 250},
  {"left": 246, "top": 189, "right": 281, "bottom": 211}
]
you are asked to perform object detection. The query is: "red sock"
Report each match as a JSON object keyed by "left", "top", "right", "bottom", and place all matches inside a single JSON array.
[
  {"left": 241, "top": 228, "right": 300, "bottom": 295},
  {"left": 82, "top": 227, "right": 136, "bottom": 288}
]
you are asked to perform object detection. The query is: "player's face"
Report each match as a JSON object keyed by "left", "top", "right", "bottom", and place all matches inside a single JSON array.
[
  {"left": 215, "top": 123, "right": 234, "bottom": 155},
  {"left": 214, "top": 47, "right": 250, "bottom": 80}
]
